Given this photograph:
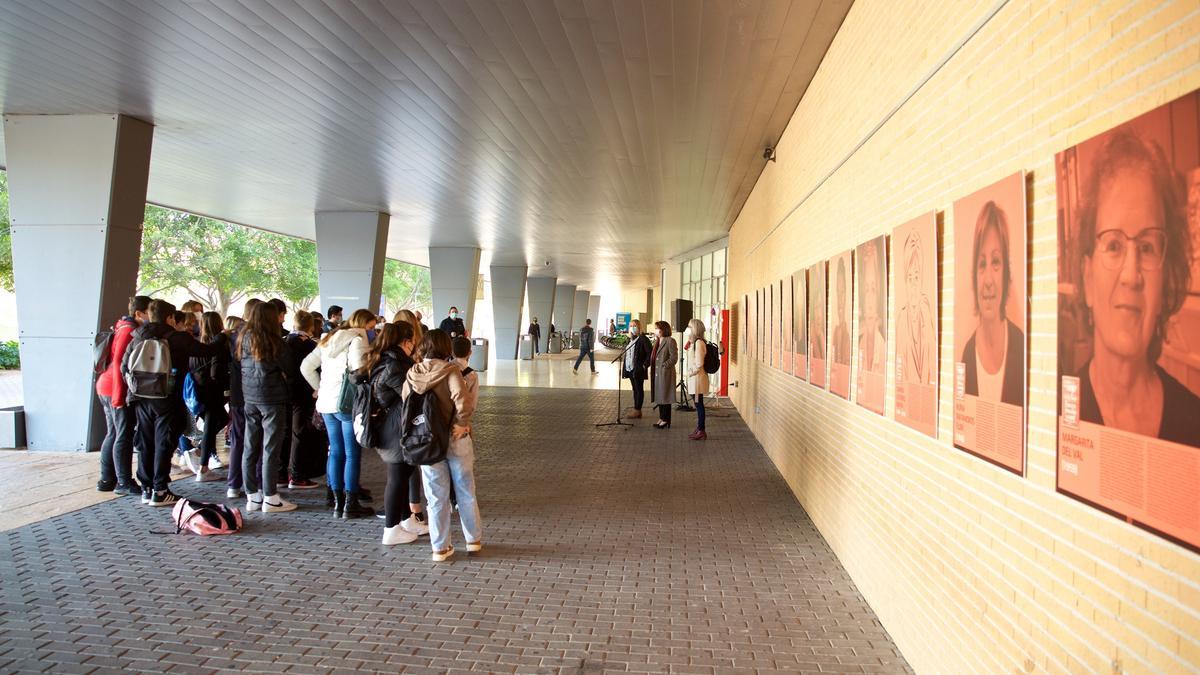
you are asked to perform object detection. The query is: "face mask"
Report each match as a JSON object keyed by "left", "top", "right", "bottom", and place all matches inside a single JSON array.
[
  {"left": 655, "top": 329, "right": 663, "bottom": 338},
  {"left": 194, "top": 312, "right": 203, "bottom": 322},
  {"left": 450, "top": 312, "right": 459, "bottom": 319},
  {"left": 630, "top": 327, "right": 638, "bottom": 335}
]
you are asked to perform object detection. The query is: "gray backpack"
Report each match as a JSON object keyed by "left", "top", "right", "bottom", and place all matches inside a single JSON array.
[{"left": 124, "top": 335, "right": 173, "bottom": 399}]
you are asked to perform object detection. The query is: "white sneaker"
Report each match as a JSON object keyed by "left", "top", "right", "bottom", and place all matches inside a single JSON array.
[
  {"left": 208, "top": 455, "right": 224, "bottom": 470},
  {"left": 183, "top": 449, "right": 202, "bottom": 475},
  {"left": 227, "top": 488, "right": 242, "bottom": 499},
  {"left": 246, "top": 491, "right": 263, "bottom": 512},
  {"left": 401, "top": 516, "right": 430, "bottom": 536},
  {"left": 195, "top": 466, "right": 221, "bottom": 482},
  {"left": 381, "top": 525, "right": 418, "bottom": 545},
  {"left": 262, "top": 496, "right": 297, "bottom": 513}
]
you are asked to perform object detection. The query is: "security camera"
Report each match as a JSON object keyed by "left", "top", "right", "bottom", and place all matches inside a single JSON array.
[
  {"left": 544, "top": 259, "right": 551, "bottom": 267},
  {"left": 763, "top": 146, "right": 776, "bottom": 162}
]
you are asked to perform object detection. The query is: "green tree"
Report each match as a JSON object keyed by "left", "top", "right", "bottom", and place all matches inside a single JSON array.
[
  {"left": 265, "top": 236, "right": 319, "bottom": 312},
  {"left": 137, "top": 206, "right": 278, "bottom": 316},
  {"left": 0, "top": 172, "right": 13, "bottom": 292},
  {"left": 382, "top": 258, "right": 431, "bottom": 318}
]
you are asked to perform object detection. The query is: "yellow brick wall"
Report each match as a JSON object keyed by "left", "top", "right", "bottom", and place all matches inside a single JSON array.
[{"left": 726, "top": 0, "right": 1200, "bottom": 672}]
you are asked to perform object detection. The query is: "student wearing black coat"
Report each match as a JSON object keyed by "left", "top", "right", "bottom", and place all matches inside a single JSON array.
[
  {"left": 282, "top": 311, "right": 321, "bottom": 489},
  {"left": 237, "top": 302, "right": 299, "bottom": 513}
]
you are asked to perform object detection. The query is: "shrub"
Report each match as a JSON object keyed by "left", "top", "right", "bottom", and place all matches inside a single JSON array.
[{"left": 0, "top": 340, "right": 19, "bottom": 370}]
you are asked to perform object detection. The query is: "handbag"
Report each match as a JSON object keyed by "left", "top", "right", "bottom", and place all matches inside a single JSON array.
[{"left": 336, "top": 366, "right": 357, "bottom": 415}]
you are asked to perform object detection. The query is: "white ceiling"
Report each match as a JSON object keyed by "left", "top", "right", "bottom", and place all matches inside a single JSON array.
[{"left": 0, "top": 0, "right": 850, "bottom": 292}]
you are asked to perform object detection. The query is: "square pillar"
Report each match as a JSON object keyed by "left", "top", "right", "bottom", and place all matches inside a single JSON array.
[
  {"left": 489, "top": 265, "right": 528, "bottom": 359},
  {"left": 429, "top": 247, "right": 482, "bottom": 335},
  {"left": 526, "top": 277, "right": 556, "bottom": 353},
  {"left": 588, "top": 294, "right": 602, "bottom": 331},
  {"left": 315, "top": 211, "right": 390, "bottom": 315},
  {"left": 571, "top": 289, "right": 590, "bottom": 333},
  {"left": 4, "top": 114, "right": 153, "bottom": 451},
  {"left": 553, "top": 283, "right": 576, "bottom": 334}
]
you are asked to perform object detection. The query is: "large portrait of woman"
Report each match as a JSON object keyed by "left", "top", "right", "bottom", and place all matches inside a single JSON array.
[
  {"left": 1056, "top": 89, "right": 1200, "bottom": 552},
  {"left": 793, "top": 270, "right": 808, "bottom": 380},
  {"left": 952, "top": 172, "right": 1027, "bottom": 475},
  {"left": 829, "top": 250, "right": 854, "bottom": 399},
  {"left": 856, "top": 235, "right": 888, "bottom": 415},
  {"left": 893, "top": 212, "right": 939, "bottom": 438},
  {"left": 808, "top": 261, "right": 827, "bottom": 389}
]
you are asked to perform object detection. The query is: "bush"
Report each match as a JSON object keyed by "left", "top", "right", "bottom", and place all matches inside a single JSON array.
[{"left": 0, "top": 340, "right": 19, "bottom": 370}]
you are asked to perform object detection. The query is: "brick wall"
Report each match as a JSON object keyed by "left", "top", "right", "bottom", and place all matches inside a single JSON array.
[{"left": 726, "top": 0, "right": 1200, "bottom": 672}]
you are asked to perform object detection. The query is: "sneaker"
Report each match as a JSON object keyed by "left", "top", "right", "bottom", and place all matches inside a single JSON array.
[
  {"left": 275, "top": 478, "right": 289, "bottom": 490},
  {"left": 227, "top": 488, "right": 243, "bottom": 499},
  {"left": 208, "top": 455, "right": 224, "bottom": 470},
  {"left": 195, "top": 466, "right": 221, "bottom": 482},
  {"left": 183, "top": 449, "right": 202, "bottom": 475},
  {"left": 382, "top": 525, "right": 418, "bottom": 546},
  {"left": 262, "top": 496, "right": 297, "bottom": 513},
  {"left": 246, "top": 492, "right": 263, "bottom": 512},
  {"left": 401, "top": 516, "right": 430, "bottom": 536},
  {"left": 466, "top": 541, "right": 483, "bottom": 553},
  {"left": 96, "top": 480, "right": 116, "bottom": 492},
  {"left": 376, "top": 511, "right": 386, "bottom": 519},
  {"left": 431, "top": 546, "right": 455, "bottom": 562},
  {"left": 148, "top": 490, "right": 180, "bottom": 507},
  {"left": 114, "top": 482, "right": 141, "bottom": 497},
  {"left": 288, "top": 477, "right": 319, "bottom": 490},
  {"left": 141, "top": 487, "right": 153, "bottom": 505}
]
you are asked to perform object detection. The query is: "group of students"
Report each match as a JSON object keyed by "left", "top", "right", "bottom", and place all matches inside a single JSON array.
[{"left": 95, "top": 296, "right": 483, "bottom": 561}]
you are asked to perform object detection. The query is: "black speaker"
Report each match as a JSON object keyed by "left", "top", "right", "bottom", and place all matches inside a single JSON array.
[{"left": 670, "top": 299, "right": 693, "bottom": 331}]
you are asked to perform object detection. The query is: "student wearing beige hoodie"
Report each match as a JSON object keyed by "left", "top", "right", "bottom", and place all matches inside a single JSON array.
[
  {"left": 301, "top": 309, "right": 376, "bottom": 518},
  {"left": 402, "top": 330, "right": 481, "bottom": 562}
]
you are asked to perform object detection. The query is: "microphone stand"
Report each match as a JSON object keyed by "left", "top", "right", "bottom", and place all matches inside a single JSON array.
[{"left": 596, "top": 337, "right": 637, "bottom": 429}]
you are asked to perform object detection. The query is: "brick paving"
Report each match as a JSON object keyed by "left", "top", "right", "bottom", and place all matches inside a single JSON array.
[{"left": 0, "top": 387, "right": 911, "bottom": 674}]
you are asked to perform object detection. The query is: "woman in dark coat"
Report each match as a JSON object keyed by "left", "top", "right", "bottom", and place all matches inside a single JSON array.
[
  {"left": 360, "top": 322, "right": 426, "bottom": 545},
  {"left": 192, "top": 312, "right": 231, "bottom": 481},
  {"left": 650, "top": 320, "right": 678, "bottom": 429}
]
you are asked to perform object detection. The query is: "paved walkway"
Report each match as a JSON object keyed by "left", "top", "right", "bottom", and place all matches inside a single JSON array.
[{"left": 0, "top": 387, "right": 910, "bottom": 674}]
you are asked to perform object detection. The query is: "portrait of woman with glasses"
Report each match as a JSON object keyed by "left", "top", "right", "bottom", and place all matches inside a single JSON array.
[{"left": 1073, "top": 130, "right": 1199, "bottom": 446}]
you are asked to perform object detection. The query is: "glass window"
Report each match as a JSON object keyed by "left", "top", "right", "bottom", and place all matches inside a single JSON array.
[
  {"left": 713, "top": 249, "right": 726, "bottom": 277},
  {"left": 701, "top": 279, "right": 712, "bottom": 307},
  {"left": 691, "top": 258, "right": 701, "bottom": 282},
  {"left": 701, "top": 253, "right": 712, "bottom": 280},
  {"left": 681, "top": 260, "right": 691, "bottom": 286},
  {"left": 716, "top": 278, "right": 724, "bottom": 305}
]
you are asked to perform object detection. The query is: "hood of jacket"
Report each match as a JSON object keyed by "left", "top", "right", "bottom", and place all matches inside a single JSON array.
[
  {"left": 132, "top": 322, "right": 174, "bottom": 341},
  {"left": 405, "top": 358, "right": 456, "bottom": 394},
  {"left": 323, "top": 328, "right": 364, "bottom": 359}
]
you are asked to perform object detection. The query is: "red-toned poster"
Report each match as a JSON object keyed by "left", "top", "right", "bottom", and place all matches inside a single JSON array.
[
  {"left": 953, "top": 172, "right": 1027, "bottom": 475},
  {"left": 782, "top": 278, "right": 793, "bottom": 374},
  {"left": 793, "top": 271, "right": 808, "bottom": 380},
  {"left": 893, "top": 212, "right": 940, "bottom": 438},
  {"left": 829, "top": 250, "right": 854, "bottom": 399},
  {"left": 856, "top": 235, "right": 888, "bottom": 415},
  {"left": 808, "top": 262, "right": 827, "bottom": 389},
  {"left": 1056, "top": 89, "right": 1200, "bottom": 551}
]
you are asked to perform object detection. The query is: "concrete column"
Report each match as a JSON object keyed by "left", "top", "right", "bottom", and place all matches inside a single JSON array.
[
  {"left": 429, "top": 247, "right": 482, "bottom": 335},
  {"left": 553, "top": 283, "right": 576, "bottom": 334},
  {"left": 315, "top": 211, "right": 390, "bottom": 315},
  {"left": 4, "top": 114, "right": 153, "bottom": 451},
  {"left": 489, "top": 265, "right": 528, "bottom": 359},
  {"left": 571, "top": 289, "right": 590, "bottom": 332},
  {"left": 526, "top": 277, "right": 557, "bottom": 353},
  {"left": 588, "top": 294, "right": 602, "bottom": 330}
]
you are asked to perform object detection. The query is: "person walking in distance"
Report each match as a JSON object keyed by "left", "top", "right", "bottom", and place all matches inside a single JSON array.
[
  {"left": 622, "top": 319, "right": 652, "bottom": 418},
  {"left": 527, "top": 317, "right": 541, "bottom": 355},
  {"left": 573, "top": 319, "right": 597, "bottom": 374},
  {"left": 96, "top": 295, "right": 152, "bottom": 495}
]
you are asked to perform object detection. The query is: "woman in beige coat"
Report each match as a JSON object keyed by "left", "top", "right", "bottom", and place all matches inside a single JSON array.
[
  {"left": 650, "top": 320, "right": 678, "bottom": 429},
  {"left": 685, "top": 318, "right": 711, "bottom": 440}
]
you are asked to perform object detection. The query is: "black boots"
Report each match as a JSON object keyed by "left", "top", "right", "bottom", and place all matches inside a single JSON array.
[
  {"left": 326, "top": 486, "right": 335, "bottom": 509},
  {"left": 332, "top": 490, "right": 346, "bottom": 518},
  {"left": 343, "top": 492, "right": 375, "bottom": 519}
]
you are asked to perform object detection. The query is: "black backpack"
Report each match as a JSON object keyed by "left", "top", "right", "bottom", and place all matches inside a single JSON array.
[
  {"left": 702, "top": 340, "right": 721, "bottom": 374},
  {"left": 399, "top": 387, "right": 451, "bottom": 466},
  {"left": 93, "top": 330, "right": 116, "bottom": 375}
]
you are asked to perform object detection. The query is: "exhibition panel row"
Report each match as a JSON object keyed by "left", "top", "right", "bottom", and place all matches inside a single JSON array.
[{"left": 738, "top": 89, "right": 1200, "bottom": 553}]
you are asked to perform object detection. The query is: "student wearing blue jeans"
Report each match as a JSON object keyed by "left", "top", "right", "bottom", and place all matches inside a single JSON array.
[
  {"left": 403, "top": 331, "right": 482, "bottom": 562},
  {"left": 572, "top": 319, "right": 597, "bottom": 374}
]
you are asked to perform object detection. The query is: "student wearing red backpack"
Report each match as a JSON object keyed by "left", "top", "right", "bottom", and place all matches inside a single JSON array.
[{"left": 95, "top": 295, "right": 152, "bottom": 495}]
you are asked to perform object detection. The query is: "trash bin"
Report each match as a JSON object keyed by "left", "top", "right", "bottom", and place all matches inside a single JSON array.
[
  {"left": 549, "top": 331, "right": 562, "bottom": 354},
  {"left": 519, "top": 334, "right": 534, "bottom": 360},
  {"left": 0, "top": 406, "right": 26, "bottom": 448},
  {"left": 468, "top": 338, "right": 488, "bottom": 372}
]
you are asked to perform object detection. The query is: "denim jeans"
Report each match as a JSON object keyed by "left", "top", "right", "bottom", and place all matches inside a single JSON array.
[
  {"left": 421, "top": 435, "right": 482, "bottom": 552},
  {"left": 323, "top": 412, "right": 361, "bottom": 493},
  {"left": 695, "top": 394, "right": 705, "bottom": 431},
  {"left": 243, "top": 402, "right": 286, "bottom": 498},
  {"left": 98, "top": 395, "right": 136, "bottom": 486},
  {"left": 573, "top": 349, "right": 595, "bottom": 371}
]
